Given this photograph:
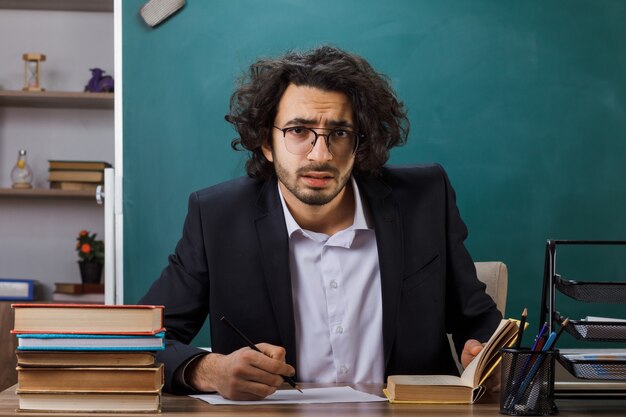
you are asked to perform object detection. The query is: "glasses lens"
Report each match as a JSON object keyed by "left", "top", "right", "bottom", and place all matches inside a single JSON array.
[
  {"left": 284, "top": 127, "right": 315, "bottom": 155},
  {"left": 328, "top": 130, "right": 357, "bottom": 157}
]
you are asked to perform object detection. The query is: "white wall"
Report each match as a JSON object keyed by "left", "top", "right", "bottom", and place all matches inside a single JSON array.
[
  {"left": 0, "top": 8, "right": 114, "bottom": 300},
  {"left": 0, "top": 9, "right": 114, "bottom": 91}
]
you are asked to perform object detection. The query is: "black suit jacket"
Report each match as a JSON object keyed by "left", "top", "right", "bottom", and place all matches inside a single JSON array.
[{"left": 139, "top": 164, "right": 502, "bottom": 393}]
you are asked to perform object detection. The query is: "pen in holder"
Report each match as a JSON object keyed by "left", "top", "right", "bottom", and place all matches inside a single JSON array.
[{"left": 500, "top": 348, "right": 558, "bottom": 416}]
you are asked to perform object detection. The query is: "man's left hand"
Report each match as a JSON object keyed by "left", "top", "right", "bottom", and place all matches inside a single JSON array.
[
  {"left": 461, "top": 339, "right": 484, "bottom": 368},
  {"left": 461, "top": 339, "right": 500, "bottom": 393}
]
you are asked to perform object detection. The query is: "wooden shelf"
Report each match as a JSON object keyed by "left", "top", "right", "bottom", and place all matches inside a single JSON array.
[
  {"left": 0, "top": 188, "right": 97, "bottom": 200},
  {"left": 0, "top": 91, "right": 113, "bottom": 109},
  {"left": 0, "top": 0, "right": 112, "bottom": 12}
]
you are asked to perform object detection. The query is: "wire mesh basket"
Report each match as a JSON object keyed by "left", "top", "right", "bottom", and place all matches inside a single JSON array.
[
  {"left": 557, "top": 315, "right": 626, "bottom": 342},
  {"left": 555, "top": 275, "right": 626, "bottom": 303},
  {"left": 558, "top": 355, "right": 626, "bottom": 381}
]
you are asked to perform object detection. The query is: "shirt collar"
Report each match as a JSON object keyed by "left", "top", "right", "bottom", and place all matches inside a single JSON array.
[{"left": 278, "top": 177, "right": 370, "bottom": 238}]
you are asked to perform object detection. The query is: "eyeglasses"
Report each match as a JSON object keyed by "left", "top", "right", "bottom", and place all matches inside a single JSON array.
[{"left": 273, "top": 126, "right": 361, "bottom": 158}]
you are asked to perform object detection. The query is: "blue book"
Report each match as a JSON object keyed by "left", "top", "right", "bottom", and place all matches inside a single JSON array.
[
  {"left": 0, "top": 278, "right": 36, "bottom": 301},
  {"left": 16, "top": 332, "right": 165, "bottom": 351}
]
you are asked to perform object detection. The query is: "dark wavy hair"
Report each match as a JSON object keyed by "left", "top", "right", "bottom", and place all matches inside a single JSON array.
[{"left": 227, "top": 45, "right": 409, "bottom": 179}]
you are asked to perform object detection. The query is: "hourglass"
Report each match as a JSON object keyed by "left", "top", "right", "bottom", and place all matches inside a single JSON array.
[{"left": 22, "top": 53, "right": 46, "bottom": 92}]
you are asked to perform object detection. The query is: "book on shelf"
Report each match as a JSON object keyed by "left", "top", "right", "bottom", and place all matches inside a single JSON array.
[
  {"left": 17, "top": 391, "right": 160, "bottom": 413},
  {"left": 54, "top": 282, "right": 104, "bottom": 295},
  {"left": 16, "top": 350, "right": 156, "bottom": 367},
  {"left": 384, "top": 318, "right": 521, "bottom": 404},
  {"left": 48, "top": 160, "right": 112, "bottom": 171},
  {"left": 47, "top": 170, "right": 104, "bottom": 183},
  {"left": 11, "top": 304, "right": 164, "bottom": 335},
  {"left": 52, "top": 292, "right": 105, "bottom": 303},
  {"left": 16, "top": 364, "right": 164, "bottom": 392},
  {"left": 0, "top": 278, "right": 37, "bottom": 301},
  {"left": 16, "top": 332, "right": 165, "bottom": 351},
  {"left": 53, "top": 281, "right": 105, "bottom": 303},
  {"left": 50, "top": 181, "right": 99, "bottom": 191}
]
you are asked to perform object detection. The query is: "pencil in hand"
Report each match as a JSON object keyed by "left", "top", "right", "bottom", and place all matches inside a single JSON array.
[{"left": 220, "top": 316, "right": 302, "bottom": 393}]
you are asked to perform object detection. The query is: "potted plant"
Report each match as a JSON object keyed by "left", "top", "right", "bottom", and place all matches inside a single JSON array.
[{"left": 76, "top": 230, "right": 104, "bottom": 284}]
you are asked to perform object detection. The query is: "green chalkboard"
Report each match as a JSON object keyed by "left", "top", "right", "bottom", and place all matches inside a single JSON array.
[{"left": 122, "top": 0, "right": 626, "bottom": 348}]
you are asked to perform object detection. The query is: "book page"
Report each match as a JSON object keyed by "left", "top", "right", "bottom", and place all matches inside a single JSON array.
[
  {"left": 460, "top": 346, "right": 484, "bottom": 387},
  {"left": 393, "top": 374, "right": 470, "bottom": 387},
  {"left": 459, "top": 319, "right": 517, "bottom": 387}
]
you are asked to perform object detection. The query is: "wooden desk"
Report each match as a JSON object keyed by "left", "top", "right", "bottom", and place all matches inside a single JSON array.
[{"left": 1, "top": 384, "right": 624, "bottom": 416}]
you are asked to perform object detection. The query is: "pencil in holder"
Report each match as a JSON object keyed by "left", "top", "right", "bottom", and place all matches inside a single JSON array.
[{"left": 500, "top": 348, "right": 558, "bottom": 416}]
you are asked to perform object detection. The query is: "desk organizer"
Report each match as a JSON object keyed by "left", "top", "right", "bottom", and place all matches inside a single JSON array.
[{"left": 539, "top": 240, "right": 626, "bottom": 390}]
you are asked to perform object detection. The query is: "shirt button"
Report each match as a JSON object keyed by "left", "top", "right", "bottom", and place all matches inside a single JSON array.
[
  {"left": 335, "top": 326, "right": 343, "bottom": 334},
  {"left": 339, "top": 365, "right": 348, "bottom": 374},
  {"left": 330, "top": 280, "right": 338, "bottom": 289}
]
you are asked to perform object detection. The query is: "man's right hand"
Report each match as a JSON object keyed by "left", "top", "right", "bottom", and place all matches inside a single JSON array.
[{"left": 185, "top": 343, "right": 296, "bottom": 400}]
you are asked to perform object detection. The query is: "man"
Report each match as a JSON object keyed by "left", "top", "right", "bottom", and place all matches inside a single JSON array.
[{"left": 139, "top": 45, "right": 502, "bottom": 400}]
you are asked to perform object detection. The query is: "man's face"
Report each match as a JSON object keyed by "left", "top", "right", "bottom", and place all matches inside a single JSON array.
[{"left": 263, "top": 84, "right": 356, "bottom": 206}]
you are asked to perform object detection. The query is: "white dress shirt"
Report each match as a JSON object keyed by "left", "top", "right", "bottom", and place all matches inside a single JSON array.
[{"left": 278, "top": 177, "right": 384, "bottom": 383}]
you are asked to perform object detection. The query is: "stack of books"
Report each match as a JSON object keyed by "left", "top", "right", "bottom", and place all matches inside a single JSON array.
[
  {"left": 53, "top": 282, "right": 105, "bottom": 304},
  {"left": 12, "top": 304, "right": 165, "bottom": 413},
  {"left": 48, "top": 160, "right": 112, "bottom": 191}
]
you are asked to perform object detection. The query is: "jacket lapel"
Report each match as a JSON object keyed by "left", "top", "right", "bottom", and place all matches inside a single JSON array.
[
  {"left": 358, "top": 175, "right": 403, "bottom": 370},
  {"left": 253, "top": 178, "right": 297, "bottom": 367}
]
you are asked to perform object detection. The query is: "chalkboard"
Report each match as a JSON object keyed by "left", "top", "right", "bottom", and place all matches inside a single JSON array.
[{"left": 122, "top": 0, "right": 626, "bottom": 348}]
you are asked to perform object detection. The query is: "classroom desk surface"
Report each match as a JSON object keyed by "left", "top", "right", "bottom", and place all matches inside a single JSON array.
[{"left": 1, "top": 384, "right": 624, "bottom": 417}]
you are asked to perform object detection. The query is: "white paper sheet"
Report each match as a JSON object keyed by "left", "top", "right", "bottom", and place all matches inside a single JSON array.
[{"left": 190, "top": 386, "right": 388, "bottom": 405}]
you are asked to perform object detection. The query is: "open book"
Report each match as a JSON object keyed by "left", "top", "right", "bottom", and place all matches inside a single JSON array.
[{"left": 384, "top": 318, "right": 520, "bottom": 404}]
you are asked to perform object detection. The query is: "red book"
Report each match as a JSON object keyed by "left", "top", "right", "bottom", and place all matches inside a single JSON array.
[{"left": 12, "top": 304, "right": 164, "bottom": 335}]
